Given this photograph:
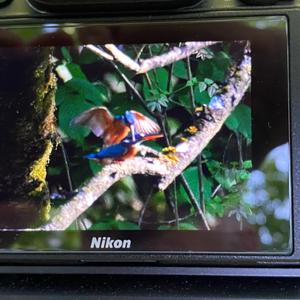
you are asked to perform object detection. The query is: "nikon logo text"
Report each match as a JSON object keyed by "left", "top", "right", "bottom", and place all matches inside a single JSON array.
[{"left": 90, "top": 237, "right": 132, "bottom": 249}]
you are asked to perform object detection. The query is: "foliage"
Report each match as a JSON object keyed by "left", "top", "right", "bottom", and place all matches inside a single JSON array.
[{"left": 49, "top": 43, "right": 254, "bottom": 232}]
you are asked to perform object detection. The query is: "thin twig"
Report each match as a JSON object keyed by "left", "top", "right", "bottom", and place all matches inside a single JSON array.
[
  {"left": 134, "top": 44, "right": 146, "bottom": 61},
  {"left": 235, "top": 131, "right": 244, "bottom": 168},
  {"left": 167, "top": 63, "right": 174, "bottom": 93},
  {"left": 222, "top": 133, "right": 234, "bottom": 164},
  {"left": 173, "top": 179, "right": 179, "bottom": 229},
  {"left": 141, "top": 211, "right": 197, "bottom": 225},
  {"left": 60, "top": 141, "right": 73, "bottom": 191},
  {"left": 104, "top": 44, "right": 140, "bottom": 72},
  {"left": 108, "top": 59, "right": 156, "bottom": 118},
  {"left": 59, "top": 139, "right": 87, "bottom": 230},
  {"left": 179, "top": 174, "right": 210, "bottom": 230},
  {"left": 85, "top": 44, "right": 113, "bottom": 61},
  {"left": 211, "top": 184, "right": 222, "bottom": 199},
  {"left": 140, "top": 64, "right": 179, "bottom": 226},
  {"left": 138, "top": 188, "right": 154, "bottom": 227}
]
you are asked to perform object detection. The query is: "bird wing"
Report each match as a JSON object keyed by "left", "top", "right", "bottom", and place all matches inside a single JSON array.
[
  {"left": 104, "top": 120, "right": 130, "bottom": 145},
  {"left": 71, "top": 107, "right": 114, "bottom": 137},
  {"left": 130, "top": 111, "right": 161, "bottom": 135}
]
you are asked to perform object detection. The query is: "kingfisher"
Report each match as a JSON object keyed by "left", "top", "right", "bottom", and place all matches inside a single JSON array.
[
  {"left": 84, "top": 133, "right": 163, "bottom": 163},
  {"left": 71, "top": 107, "right": 161, "bottom": 145}
]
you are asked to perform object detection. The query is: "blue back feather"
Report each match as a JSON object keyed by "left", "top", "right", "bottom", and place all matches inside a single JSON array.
[{"left": 85, "top": 141, "right": 133, "bottom": 159}]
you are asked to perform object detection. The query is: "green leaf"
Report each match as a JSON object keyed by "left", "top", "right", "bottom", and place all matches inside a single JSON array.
[
  {"left": 206, "top": 160, "right": 237, "bottom": 190},
  {"left": 206, "top": 198, "right": 225, "bottom": 217},
  {"left": 61, "top": 47, "right": 72, "bottom": 63},
  {"left": 48, "top": 166, "right": 63, "bottom": 176},
  {"left": 194, "top": 90, "right": 210, "bottom": 105},
  {"left": 204, "top": 78, "right": 214, "bottom": 85},
  {"left": 66, "top": 78, "right": 108, "bottom": 104},
  {"left": 186, "top": 77, "right": 198, "bottom": 87},
  {"left": 157, "top": 94, "right": 169, "bottom": 107},
  {"left": 214, "top": 51, "right": 231, "bottom": 69},
  {"left": 223, "top": 168, "right": 238, "bottom": 189},
  {"left": 225, "top": 104, "right": 252, "bottom": 140},
  {"left": 225, "top": 114, "right": 239, "bottom": 132},
  {"left": 178, "top": 223, "right": 198, "bottom": 230},
  {"left": 238, "top": 169, "right": 250, "bottom": 181},
  {"left": 78, "top": 47, "right": 100, "bottom": 65},
  {"left": 207, "top": 84, "right": 218, "bottom": 97},
  {"left": 56, "top": 78, "right": 107, "bottom": 143},
  {"left": 66, "top": 63, "right": 87, "bottom": 80},
  {"left": 90, "top": 221, "right": 140, "bottom": 230},
  {"left": 158, "top": 223, "right": 198, "bottom": 230},
  {"left": 114, "top": 221, "right": 140, "bottom": 230},
  {"left": 198, "top": 81, "right": 207, "bottom": 93},
  {"left": 147, "top": 101, "right": 158, "bottom": 112},
  {"left": 180, "top": 167, "right": 212, "bottom": 204},
  {"left": 167, "top": 117, "right": 181, "bottom": 136},
  {"left": 197, "top": 59, "right": 214, "bottom": 79},
  {"left": 89, "top": 160, "right": 102, "bottom": 175},
  {"left": 222, "top": 191, "right": 242, "bottom": 209},
  {"left": 94, "top": 82, "right": 110, "bottom": 102},
  {"left": 178, "top": 94, "right": 191, "bottom": 107},
  {"left": 55, "top": 84, "right": 69, "bottom": 106},
  {"left": 142, "top": 77, "right": 151, "bottom": 99},
  {"left": 151, "top": 68, "right": 169, "bottom": 92},
  {"left": 197, "top": 51, "right": 231, "bottom": 83},
  {"left": 243, "top": 160, "right": 252, "bottom": 169},
  {"left": 173, "top": 60, "right": 188, "bottom": 79},
  {"left": 235, "top": 104, "right": 252, "bottom": 140},
  {"left": 90, "top": 222, "right": 115, "bottom": 230},
  {"left": 58, "top": 94, "right": 94, "bottom": 143}
]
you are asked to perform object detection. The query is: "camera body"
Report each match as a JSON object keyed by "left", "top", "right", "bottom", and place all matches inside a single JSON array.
[{"left": 0, "top": 0, "right": 299, "bottom": 276}]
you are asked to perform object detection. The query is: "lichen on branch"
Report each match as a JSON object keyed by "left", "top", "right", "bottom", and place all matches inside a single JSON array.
[{"left": 85, "top": 41, "right": 220, "bottom": 74}]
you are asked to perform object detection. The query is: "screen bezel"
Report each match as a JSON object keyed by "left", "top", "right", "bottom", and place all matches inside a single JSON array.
[{"left": 0, "top": 16, "right": 291, "bottom": 259}]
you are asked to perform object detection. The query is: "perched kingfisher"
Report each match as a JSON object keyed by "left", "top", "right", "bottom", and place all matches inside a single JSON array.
[
  {"left": 71, "top": 107, "right": 161, "bottom": 145},
  {"left": 84, "top": 133, "right": 163, "bottom": 163}
]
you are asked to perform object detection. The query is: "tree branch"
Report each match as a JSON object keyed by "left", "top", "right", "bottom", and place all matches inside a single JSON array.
[
  {"left": 138, "top": 42, "right": 219, "bottom": 73},
  {"left": 158, "top": 48, "right": 251, "bottom": 190},
  {"left": 41, "top": 157, "right": 170, "bottom": 230},
  {"left": 85, "top": 42, "right": 220, "bottom": 74},
  {"left": 186, "top": 55, "right": 206, "bottom": 214}
]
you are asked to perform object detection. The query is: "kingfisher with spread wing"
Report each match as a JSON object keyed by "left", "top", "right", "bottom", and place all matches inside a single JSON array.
[
  {"left": 71, "top": 107, "right": 161, "bottom": 145},
  {"left": 84, "top": 133, "right": 163, "bottom": 164}
]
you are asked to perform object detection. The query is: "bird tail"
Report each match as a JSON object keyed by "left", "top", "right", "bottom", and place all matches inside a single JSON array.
[
  {"left": 142, "top": 133, "right": 163, "bottom": 141},
  {"left": 84, "top": 153, "right": 98, "bottom": 159}
]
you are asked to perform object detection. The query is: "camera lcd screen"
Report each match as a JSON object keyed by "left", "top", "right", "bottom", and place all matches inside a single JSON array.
[{"left": 0, "top": 17, "right": 290, "bottom": 254}]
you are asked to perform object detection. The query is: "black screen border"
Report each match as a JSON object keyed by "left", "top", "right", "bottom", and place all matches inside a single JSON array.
[{"left": 0, "top": 16, "right": 291, "bottom": 260}]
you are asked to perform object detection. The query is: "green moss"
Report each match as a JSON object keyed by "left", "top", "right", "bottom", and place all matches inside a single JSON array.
[
  {"left": 28, "top": 141, "right": 53, "bottom": 196},
  {"left": 26, "top": 54, "right": 57, "bottom": 199},
  {"left": 0, "top": 48, "right": 58, "bottom": 227}
]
